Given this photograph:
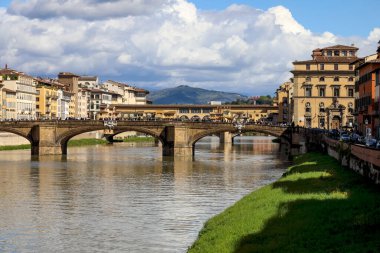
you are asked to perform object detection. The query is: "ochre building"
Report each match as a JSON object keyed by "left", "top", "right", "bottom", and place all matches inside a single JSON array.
[{"left": 291, "top": 45, "right": 358, "bottom": 129}]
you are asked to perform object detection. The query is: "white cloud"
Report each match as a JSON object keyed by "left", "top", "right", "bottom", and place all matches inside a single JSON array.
[
  {"left": 8, "top": 0, "right": 168, "bottom": 20},
  {"left": 0, "top": 1, "right": 379, "bottom": 95}
]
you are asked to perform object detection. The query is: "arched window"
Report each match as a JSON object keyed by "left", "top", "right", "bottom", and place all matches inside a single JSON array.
[
  {"left": 334, "top": 76, "right": 339, "bottom": 82},
  {"left": 305, "top": 102, "right": 311, "bottom": 113},
  {"left": 319, "top": 102, "right": 325, "bottom": 113},
  {"left": 319, "top": 77, "right": 325, "bottom": 82},
  {"left": 348, "top": 77, "right": 354, "bottom": 82}
]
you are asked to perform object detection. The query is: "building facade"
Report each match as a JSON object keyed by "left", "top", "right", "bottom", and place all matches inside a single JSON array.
[
  {"left": 276, "top": 81, "right": 293, "bottom": 124},
  {"left": 102, "top": 80, "right": 149, "bottom": 105},
  {"left": 35, "top": 78, "right": 66, "bottom": 119},
  {"left": 291, "top": 45, "right": 358, "bottom": 129},
  {"left": 0, "top": 67, "right": 37, "bottom": 120},
  {"left": 58, "top": 72, "right": 80, "bottom": 118},
  {"left": 353, "top": 42, "right": 380, "bottom": 137}
]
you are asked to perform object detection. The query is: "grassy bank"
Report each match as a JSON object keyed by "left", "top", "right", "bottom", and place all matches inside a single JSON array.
[
  {"left": 0, "top": 144, "right": 31, "bottom": 151},
  {"left": 67, "top": 138, "right": 108, "bottom": 147},
  {"left": 189, "top": 152, "right": 380, "bottom": 253},
  {"left": 122, "top": 136, "right": 155, "bottom": 142}
]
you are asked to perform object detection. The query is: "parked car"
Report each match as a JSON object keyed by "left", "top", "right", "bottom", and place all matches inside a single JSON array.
[
  {"left": 365, "top": 138, "right": 377, "bottom": 148},
  {"left": 350, "top": 133, "right": 360, "bottom": 143},
  {"left": 376, "top": 140, "right": 380, "bottom": 149},
  {"left": 358, "top": 136, "right": 366, "bottom": 145},
  {"left": 340, "top": 133, "right": 351, "bottom": 142}
]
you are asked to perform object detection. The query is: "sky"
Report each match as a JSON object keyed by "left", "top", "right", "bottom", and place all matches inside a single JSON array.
[{"left": 0, "top": 0, "right": 379, "bottom": 96}]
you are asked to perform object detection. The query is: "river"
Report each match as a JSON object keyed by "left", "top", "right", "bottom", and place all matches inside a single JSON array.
[{"left": 0, "top": 136, "right": 288, "bottom": 253}]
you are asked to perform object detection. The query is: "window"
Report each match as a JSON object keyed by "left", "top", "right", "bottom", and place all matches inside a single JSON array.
[
  {"left": 334, "top": 50, "right": 339, "bottom": 56},
  {"left": 348, "top": 77, "right": 354, "bottom": 82},
  {"left": 305, "top": 118, "right": 312, "bottom": 128},
  {"left": 342, "top": 51, "right": 347, "bottom": 56},
  {"left": 348, "top": 88, "right": 354, "bottom": 97},
  {"left": 305, "top": 87, "right": 312, "bottom": 97},
  {"left": 179, "top": 108, "right": 189, "bottom": 113},
  {"left": 327, "top": 51, "right": 332, "bottom": 56},
  {"left": 305, "top": 76, "right": 311, "bottom": 82},
  {"left": 349, "top": 64, "right": 353, "bottom": 70},
  {"left": 319, "top": 87, "right": 325, "bottom": 97},
  {"left": 320, "top": 64, "right": 324, "bottom": 70},
  {"left": 334, "top": 64, "right": 339, "bottom": 70},
  {"left": 306, "top": 64, "right": 310, "bottom": 70},
  {"left": 333, "top": 87, "right": 340, "bottom": 97},
  {"left": 349, "top": 51, "right": 354, "bottom": 56},
  {"left": 334, "top": 76, "right": 339, "bottom": 82},
  {"left": 319, "top": 118, "right": 325, "bottom": 128},
  {"left": 319, "top": 102, "right": 325, "bottom": 112},
  {"left": 376, "top": 70, "right": 380, "bottom": 86},
  {"left": 319, "top": 76, "right": 325, "bottom": 82},
  {"left": 191, "top": 108, "right": 201, "bottom": 113}
]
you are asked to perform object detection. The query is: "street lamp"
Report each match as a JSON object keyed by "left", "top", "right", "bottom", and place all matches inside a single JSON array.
[{"left": 365, "top": 118, "right": 371, "bottom": 140}]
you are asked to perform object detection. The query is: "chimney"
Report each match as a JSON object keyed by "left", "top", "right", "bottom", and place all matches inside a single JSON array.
[{"left": 377, "top": 40, "right": 380, "bottom": 59}]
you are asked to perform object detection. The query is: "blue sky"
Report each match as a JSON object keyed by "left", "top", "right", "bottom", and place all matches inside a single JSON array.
[{"left": 190, "top": 0, "right": 379, "bottom": 37}]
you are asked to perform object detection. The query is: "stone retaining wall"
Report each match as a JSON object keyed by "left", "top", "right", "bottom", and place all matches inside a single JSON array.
[{"left": 321, "top": 136, "right": 380, "bottom": 184}]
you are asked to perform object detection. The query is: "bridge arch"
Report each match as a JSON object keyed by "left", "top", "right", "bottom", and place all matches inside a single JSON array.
[
  {"left": 190, "top": 126, "right": 287, "bottom": 147},
  {"left": 57, "top": 126, "right": 165, "bottom": 154},
  {"left": 0, "top": 126, "right": 33, "bottom": 144}
]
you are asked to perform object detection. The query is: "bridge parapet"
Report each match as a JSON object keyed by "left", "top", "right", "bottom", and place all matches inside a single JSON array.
[{"left": 0, "top": 120, "right": 293, "bottom": 157}]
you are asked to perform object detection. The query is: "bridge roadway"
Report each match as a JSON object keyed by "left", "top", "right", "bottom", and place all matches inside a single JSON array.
[{"left": 0, "top": 120, "right": 291, "bottom": 157}]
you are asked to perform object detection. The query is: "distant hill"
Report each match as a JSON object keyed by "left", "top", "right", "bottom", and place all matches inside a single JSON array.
[{"left": 148, "top": 85, "right": 248, "bottom": 104}]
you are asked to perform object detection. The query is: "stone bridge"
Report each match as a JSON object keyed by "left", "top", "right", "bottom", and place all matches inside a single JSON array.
[{"left": 0, "top": 120, "right": 292, "bottom": 157}]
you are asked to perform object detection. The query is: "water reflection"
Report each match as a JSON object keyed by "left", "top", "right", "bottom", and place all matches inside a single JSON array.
[{"left": 0, "top": 136, "right": 288, "bottom": 253}]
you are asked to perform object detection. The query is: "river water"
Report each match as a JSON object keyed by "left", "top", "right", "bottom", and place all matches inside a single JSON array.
[{"left": 0, "top": 136, "right": 288, "bottom": 253}]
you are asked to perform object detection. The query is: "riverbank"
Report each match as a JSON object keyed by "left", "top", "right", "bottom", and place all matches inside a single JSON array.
[
  {"left": 189, "top": 152, "right": 380, "bottom": 253},
  {"left": 0, "top": 137, "right": 155, "bottom": 151}
]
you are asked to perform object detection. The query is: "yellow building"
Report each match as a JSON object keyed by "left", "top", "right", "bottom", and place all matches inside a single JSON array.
[
  {"left": 276, "top": 81, "right": 293, "bottom": 124},
  {"left": 0, "top": 67, "right": 37, "bottom": 120},
  {"left": 35, "top": 78, "right": 66, "bottom": 119},
  {"left": 1, "top": 88, "right": 17, "bottom": 120},
  {"left": 291, "top": 45, "right": 358, "bottom": 129}
]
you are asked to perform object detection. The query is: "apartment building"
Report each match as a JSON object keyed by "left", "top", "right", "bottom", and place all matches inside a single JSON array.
[
  {"left": 78, "top": 76, "right": 100, "bottom": 89},
  {"left": 352, "top": 42, "right": 380, "bottom": 137},
  {"left": 103, "top": 80, "right": 149, "bottom": 105},
  {"left": 58, "top": 72, "right": 80, "bottom": 118},
  {"left": 0, "top": 67, "right": 37, "bottom": 120},
  {"left": 35, "top": 78, "right": 67, "bottom": 119},
  {"left": 291, "top": 45, "right": 358, "bottom": 129}
]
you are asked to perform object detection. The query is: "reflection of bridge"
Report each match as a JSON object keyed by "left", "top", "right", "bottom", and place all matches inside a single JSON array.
[{"left": 0, "top": 120, "right": 293, "bottom": 157}]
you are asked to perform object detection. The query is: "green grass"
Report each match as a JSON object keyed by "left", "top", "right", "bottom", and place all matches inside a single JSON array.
[
  {"left": 188, "top": 152, "right": 380, "bottom": 253},
  {"left": 122, "top": 136, "right": 155, "bottom": 142},
  {"left": 0, "top": 144, "right": 31, "bottom": 151},
  {"left": 67, "top": 138, "right": 108, "bottom": 147}
]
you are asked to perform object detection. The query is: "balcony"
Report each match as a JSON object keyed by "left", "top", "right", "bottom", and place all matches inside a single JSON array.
[{"left": 304, "top": 112, "right": 312, "bottom": 117}]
